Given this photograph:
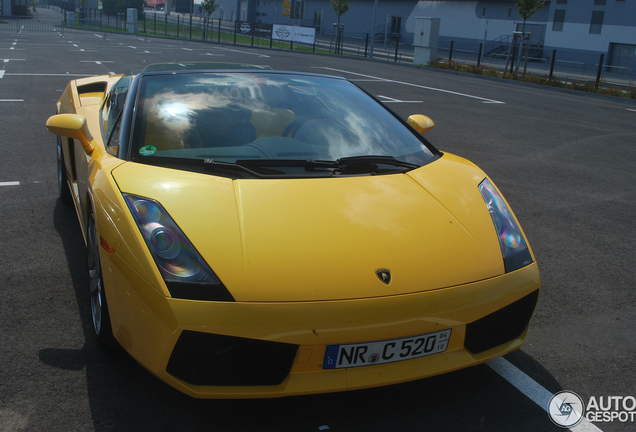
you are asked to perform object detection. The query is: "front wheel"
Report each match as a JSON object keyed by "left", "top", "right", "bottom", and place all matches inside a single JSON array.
[{"left": 87, "top": 212, "right": 115, "bottom": 347}]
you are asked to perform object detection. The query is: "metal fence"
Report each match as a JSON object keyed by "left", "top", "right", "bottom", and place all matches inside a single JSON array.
[{"left": 2, "top": 10, "right": 633, "bottom": 87}]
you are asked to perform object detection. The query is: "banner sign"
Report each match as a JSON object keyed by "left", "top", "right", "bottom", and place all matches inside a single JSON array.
[
  {"left": 238, "top": 22, "right": 273, "bottom": 37},
  {"left": 272, "top": 24, "right": 316, "bottom": 44}
]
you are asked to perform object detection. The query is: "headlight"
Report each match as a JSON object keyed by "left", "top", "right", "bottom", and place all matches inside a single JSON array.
[
  {"left": 124, "top": 194, "right": 234, "bottom": 301},
  {"left": 479, "top": 179, "right": 533, "bottom": 273}
]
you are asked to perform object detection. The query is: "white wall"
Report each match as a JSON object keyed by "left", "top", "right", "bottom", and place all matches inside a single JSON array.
[
  {"left": 405, "top": 1, "right": 521, "bottom": 42},
  {"left": 545, "top": 23, "right": 636, "bottom": 52}
]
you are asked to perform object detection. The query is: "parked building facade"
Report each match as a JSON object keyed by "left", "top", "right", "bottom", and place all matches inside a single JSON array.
[{"left": 241, "top": 0, "right": 636, "bottom": 77}]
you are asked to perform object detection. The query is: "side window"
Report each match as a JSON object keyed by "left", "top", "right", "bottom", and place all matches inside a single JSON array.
[{"left": 101, "top": 71, "right": 133, "bottom": 152}]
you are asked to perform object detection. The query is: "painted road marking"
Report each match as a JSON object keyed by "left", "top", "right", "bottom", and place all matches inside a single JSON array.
[
  {"left": 0, "top": 99, "right": 24, "bottom": 102},
  {"left": 377, "top": 95, "right": 422, "bottom": 103},
  {"left": 488, "top": 357, "right": 603, "bottom": 432},
  {"left": 80, "top": 61, "right": 114, "bottom": 65},
  {"left": 0, "top": 182, "right": 20, "bottom": 186},
  {"left": 216, "top": 47, "right": 270, "bottom": 58},
  {"left": 314, "top": 67, "right": 505, "bottom": 104},
  {"left": 0, "top": 70, "right": 4, "bottom": 79}
]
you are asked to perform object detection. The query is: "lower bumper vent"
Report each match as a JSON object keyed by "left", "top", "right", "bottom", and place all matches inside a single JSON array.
[
  {"left": 167, "top": 331, "right": 299, "bottom": 386},
  {"left": 464, "top": 289, "right": 539, "bottom": 354}
]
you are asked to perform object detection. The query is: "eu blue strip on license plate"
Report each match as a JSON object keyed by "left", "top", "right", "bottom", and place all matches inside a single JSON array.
[{"left": 323, "top": 329, "right": 451, "bottom": 369}]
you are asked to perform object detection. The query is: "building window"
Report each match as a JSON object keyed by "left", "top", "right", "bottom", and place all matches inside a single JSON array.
[
  {"left": 291, "top": 0, "right": 304, "bottom": 20},
  {"left": 553, "top": 10, "right": 565, "bottom": 32},
  {"left": 390, "top": 16, "right": 402, "bottom": 34},
  {"left": 556, "top": 0, "right": 567, "bottom": 3},
  {"left": 589, "top": 11, "right": 604, "bottom": 34},
  {"left": 508, "top": 8, "right": 512, "bottom": 18},
  {"left": 593, "top": 0, "right": 606, "bottom": 5},
  {"left": 482, "top": 6, "right": 486, "bottom": 17}
]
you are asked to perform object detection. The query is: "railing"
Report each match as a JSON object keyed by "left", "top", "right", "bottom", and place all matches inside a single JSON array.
[{"left": 4, "top": 10, "right": 634, "bottom": 84}]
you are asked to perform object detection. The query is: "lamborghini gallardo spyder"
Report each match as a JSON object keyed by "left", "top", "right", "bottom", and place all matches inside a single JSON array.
[{"left": 46, "top": 65, "right": 541, "bottom": 398}]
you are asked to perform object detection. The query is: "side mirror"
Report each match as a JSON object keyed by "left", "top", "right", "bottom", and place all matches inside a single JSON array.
[
  {"left": 46, "top": 114, "right": 95, "bottom": 154},
  {"left": 407, "top": 115, "right": 435, "bottom": 134}
]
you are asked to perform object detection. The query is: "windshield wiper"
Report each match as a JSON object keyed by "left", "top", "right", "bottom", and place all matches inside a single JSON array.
[
  {"left": 138, "top": 156, "right": 282, "bottom": 178},
  {"left": 235, "top": 156, "right": 421, "bottom": 175},
  {"left": 335, "top": 155, "right": 421, "bottom": 174},
  {"left": 236, "top": 159, "right": 338, "bottom": 171}
]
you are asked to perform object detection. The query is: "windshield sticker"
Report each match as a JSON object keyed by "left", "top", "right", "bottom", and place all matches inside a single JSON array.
[{"left": 139, "top": 145, "right": 157, "bottom": 156}]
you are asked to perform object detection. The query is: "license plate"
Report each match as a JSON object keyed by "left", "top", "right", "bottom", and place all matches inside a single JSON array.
[{"left": 323, "top": 329, "right": 452, "bottom": 369}]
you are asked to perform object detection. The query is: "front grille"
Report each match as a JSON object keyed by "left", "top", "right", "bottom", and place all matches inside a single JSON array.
[
  {"left": 464, "top": 290, "right": 539, "bottom": 354},
  {"left": 167, "top": 331, "right": 299, "bottom": 386}
]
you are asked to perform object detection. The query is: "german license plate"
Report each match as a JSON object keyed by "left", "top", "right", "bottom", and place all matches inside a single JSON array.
[{"left": 323, "top": 329, "right": 452, "bottom": 369}]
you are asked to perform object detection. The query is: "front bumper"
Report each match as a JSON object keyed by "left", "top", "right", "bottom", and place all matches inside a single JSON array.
[{"left": 101, "top": 249, "right": 540, "bottom": 398}]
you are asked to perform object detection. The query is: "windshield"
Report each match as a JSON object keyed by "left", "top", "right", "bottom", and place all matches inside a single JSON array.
[{"left": 129, "top": 72, "right": 436, "bottom": 177}]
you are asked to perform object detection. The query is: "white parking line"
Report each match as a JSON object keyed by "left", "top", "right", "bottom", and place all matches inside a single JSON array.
[
  {"left": 79, "top": 61, "right": 114, "bottom": 64},
  {"left": 377, "top": 95, "right": 423, "bottom": 103},
  {"left": 0, "top": 99, "right": 24, "bottom": 102},
  {"left": 313, "top": 67, "right": 505, "bottom": 104},
  {"left": 488, "top": 357, "right": 602, "bottom": 432},
  {"left": 0, "top": 181, "right": 20, "bottom": 186},
  {"left": 216, "top": 47, "right": 270, "bottom": 58},
  {"left": 0, "top": 70, "right": 4, "bottom": 79}
]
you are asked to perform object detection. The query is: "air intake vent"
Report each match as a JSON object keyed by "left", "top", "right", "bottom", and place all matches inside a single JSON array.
[
  {"left": 77, "top": 82, "right": 107, "bottom": 94},
  {"left": 464, "top": 290, "right": 539, "bottom": 354},
  {"left": 167, "top": 331, "right": 299, "bottom": 386}
]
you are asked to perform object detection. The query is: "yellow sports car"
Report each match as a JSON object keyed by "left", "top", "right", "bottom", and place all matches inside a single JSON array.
[{"left": 46, "top": 64, "right": 541, "bottom": 398}]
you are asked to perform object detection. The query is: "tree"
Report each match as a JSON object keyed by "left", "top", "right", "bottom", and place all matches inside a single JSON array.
[
  {"left": 201, "top": 0, "right": 219, "bottom": 17},
  {"left": 514, "top": 0, "right": 544, "bottom": 75},
  {"left": 515, "top": 0, "right": 544, "bottom": 35},
  {"left": 201, "top": 0, "right": 219, "bottom": 41},
  {"left": 330, "top": 0, "right": 349, "bottom": 27},
  {"left": 330, "top": 0, "right": 349, "bottom": 54}
]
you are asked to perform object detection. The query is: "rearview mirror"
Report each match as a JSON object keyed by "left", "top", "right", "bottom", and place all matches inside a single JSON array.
[
  {"left": 46, "top": 114, "right": 95, "bottom": 154},
  {"left": 407, "top": 115, "right": 435, "bottom": 134}
]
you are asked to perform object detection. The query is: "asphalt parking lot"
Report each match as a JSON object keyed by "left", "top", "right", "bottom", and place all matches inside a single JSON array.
[{"left": 1, "top": 19, "right": 635, "bottom": 432}]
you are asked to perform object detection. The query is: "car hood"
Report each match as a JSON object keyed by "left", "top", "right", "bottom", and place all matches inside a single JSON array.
[{"left": 112, "top": 154, "right": 505, "bottom": 302}]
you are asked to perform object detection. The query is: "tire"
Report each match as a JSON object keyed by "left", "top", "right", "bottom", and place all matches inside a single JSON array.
[
  {"left": 87, "top": 212, "right": 115, "bottom": 348},
  {"left": 57, "top": 136, "right": 72, "bottom": 205}
]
